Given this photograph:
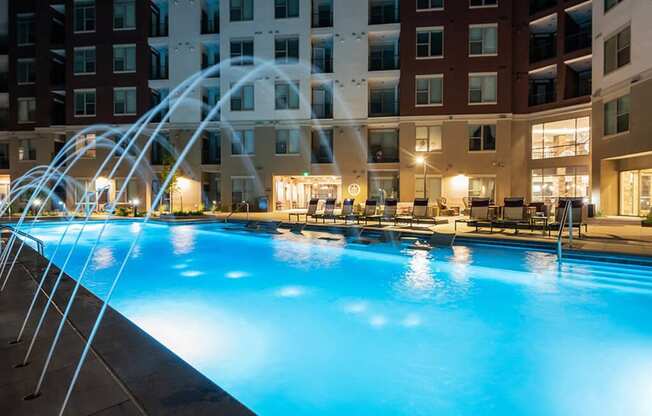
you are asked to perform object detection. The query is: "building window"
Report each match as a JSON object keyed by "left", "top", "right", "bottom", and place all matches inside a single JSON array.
[
  {"left": 275, "top": 81, "right": 300, "bottom": 110},
  {"left": 311, "top": 83, "right": 333, "bottom": 119},
  {"left": 16, "top": 14, "right": 35, "bottom": 45},
  {"left": 74, "top": 0, "right": 96, "bottom": 33},
  {"left": 202, "top": 131, "right": 221, "bottom": 164},
  {"left": 18, "top": 139, "right": 37, "bottom": 161},
  {"left": 368, "top": 171, "right": 399, "bottom": 204},
  {"left": 230, "top": 84, "right": 254, "bottom": 111},
  {"left": 469, "top": 176, "right": 496, "bottom": 200},
  {"left": 469, "top": 73, "right": 497, "bottom": 104},
  {"left": 113, "top": 88, "right": 137, "bottom": 115},
  {"left": 275, "top": 0, "right": 299, "bottom": 18},
  {"left": 416, "top": 0, "right": 443, "bottom": 11},
  {"left": 17, "top": 59, "right": 36, "bottom": 85},
  {"left": 416, "top": 75, "right": 443, "bottom": 106},
  {"left": 113, "top": 0, "right": 136, "bottom": 30},
  {"left": 17, "top": 98, "right": 36, "bottom": 124},
  {"left": 275, "top": 37, "right": 300, "bottom": 64},
  {"left": 276, "top": 129, "right": 301, "bottom": 154},
  {"left": 74, "top": 47, "right": 96, "bottom": 75},
  {"left": 230, "top": 0, "right": 253, "bottom": 21},
  {"left": 113, "top": 45, "right": 137, "bottom": 73},
  {"left": 74, "top": 89, "right": 96, "bottom": 117},
  {"left": 415, "top": 175, "right": 442, "bottom": 200},
  {"left": 532, "top": 117, "right": 590, "bottom": 159},
  {"left": 604, "top": 26, "right": 630, "bottom": 74},
  {"left": 231, "top": 130, "right": 255, "bottom": 155},
  {"left": 415, "top": 126, "right": 442, "bottom": 152},
  {"left": 311, "top": 129, "right": 334, "bottom": 163},
  {"left": 232, "top": 177, "right": 255, "bottom": 205},
  {"left": 604, "top": 95, "right": 630, "bottom": 136},
  {"left": 531, "top": 167, "right": 589, "bottom": 206},
  {"left": 230, "top": 39, "right": 254, "bottom": 66},
  {"left": 470, "top": 0, "right": 497, "bottom": 7},
  {"left": 469, "top": 24, "right": 497, "bottom": 56},
  {"left": 76, "top": 134, "right": 97, "bottom": 159},
  {"left": 368, "top": 129, "right": 399, "bottom": 163},
  {"left": 604, "top": 0, "right": 623, "bottom": 13},
  {"left": 468, "top": 124, "right": 496, "bottom": 151},
  {"left": 202, "top": 172, "right": 221, "bottom": 208},
  {"left": 416, "top": 28, "right": 444, "bottom": 58}
]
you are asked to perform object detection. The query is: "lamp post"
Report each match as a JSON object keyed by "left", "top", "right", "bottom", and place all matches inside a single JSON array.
[{"left": 416, "top": 155, "right": 427, "bottom": 198}]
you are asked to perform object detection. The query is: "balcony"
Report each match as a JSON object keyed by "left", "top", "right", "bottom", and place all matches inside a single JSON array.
[
  {"left": 529, "top": 0, "right": 556, "bottom": 16},
  {"left": 312, "top": 1, "right": 333, "bottom": 28},
  {"left": 529, "top": 81, "right": 556, "bottom": 106},
  {"left": 201, "top": 10, "right": 219, "bottom": 34},
  {"left": 150, "top": 2, "right": 169, "bottom": 37},
  {"left": 369, "top": 47, "right": 399, "bottom": 71},
  {"left": 312, "top": 39, "right": 333, "bottom": 73},
  {"left": 368, "top": 131, "right": 399, "bottom": 163},
  {"left": 369, "top": 0, "right": 399, "bottom": 25},
  {"left": 150, "top": 89, "right": 169, "bottom": 123},
  {"left": 565, "top": 57, "right": 591, "bottom": 99},
  {"left": 369, "top": 87, "right": 398, "bottom": 117},
  {"left": 0, "top": 73, "right": 7, "bottom": 93},
  {"left": 202, "top": 133, "right": 221, "bottom": 165},
  {"left": 150, "top": 47, "right": 169, "bottom": 80},
  {"left": 0, "top": 109, "right": 7, "bottom": 131},
  {"left": 565, "top": 1, "right": 592, "bottom": 54},
  {"left": 530, "top": 34, "right": 557, "bottom": 63},
  {"left": 565, "top": 29, "right": 591, "bottom": 54},
  {"left": 311, "top": 103, "right": 333, "bottom": 119}
]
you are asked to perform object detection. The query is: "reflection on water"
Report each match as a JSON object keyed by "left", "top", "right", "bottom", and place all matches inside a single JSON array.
[
  {"left": 272, "top": 236, "right": 344, "bottom": 270},
  {"left": 275, "top": 285, "right": 307, "bottom": 298},
  {"left": 170, "top": 225, "right": 197, "bottom": 255},
  {"left": 394, "top": 250, "right": 438, "bottom": 300},
  {"left": 93, "top": 247, "right": 115, "bottom": 270}
]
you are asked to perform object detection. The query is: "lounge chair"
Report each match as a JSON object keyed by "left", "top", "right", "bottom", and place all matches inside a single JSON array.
[
  {"left": 547, "top": 197, "right": 588, "bottom": 237},
  {"left": 455, "top": 197, "right": 492, "bottom": 231},
  {"left": 396, "top": 198, "right": 435, "bottom": 226},
  {"left": 312, "top": 198, "right": 337, "bottom": 223},
  {"left": 356, "top": 200, "right": 378, "bottom": 224},
  {"left": 288, "top": 198, "right": 319, "bottom": 222},
  {"left": 336, "top": 199, "right": 357, "bottom": 224},
  {"left": 493, "top": 197, "right": 527, "bottom": 234},
  {"left": 364, "top": 199, "right": 398, "bottom": 226}
]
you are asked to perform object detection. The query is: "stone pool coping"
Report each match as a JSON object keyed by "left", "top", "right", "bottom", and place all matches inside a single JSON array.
[{"left": 0, "top": 239, "right": 255, "bottom": 416}]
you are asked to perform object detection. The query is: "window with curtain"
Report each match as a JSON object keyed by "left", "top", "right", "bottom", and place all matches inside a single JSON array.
[
  {"left": 368, "top": 171, "right": 399, "bottom": 203},
  {"left": 231, "top": 130, "right": 255, "bottom": 155},
  {"left": 415, "top": 126, "right": 442, "bottom": 152},
  {"left": 113, "top": 0, "right": 136, "bottom": 30},
  {"left": 74, "top": 90, "right": 96, "bottom": 116},
  {"left": 468, "top": 125, "right": 496, "bottom": 151},
  {"left": 74, "top": 0, "right": 96, "bottom": 32},
  {"left": 275, "top": 37, "right": 300, "bottom": 63},
  {"left": 469, "top": 73, "right": 497, "bottom": 104},
  {"left": 604, "top": 26, "right": 630, "bottom": 74},
  {"left": 276, "top": 129, "right": 301, "bottom": 154},
  {"left": 113, "top": 88, "right": 137, "bottom": 115},
  {"left": 469, "top": 24, "right": 497, "bottom": 56},
  {"left": 468, "top": 177, "right": 496, "bottom": 200},
  {"left": 230, "top": 39, "right": 254, "bottom": 66},
  {"left": 113, "top": 45, "right": 137, "bottom": 72},
  {"left": 275, "top": 81, "right": 300, "bottom": 110},
  {"left": 416, "top": 76, "right": 443, "bottom": 106},
  {"left": 230, "top": 84, "right": 254, "bottom": 111},
  {"left": 275, "top": 0, "right": 300, "bottom": 18},
  {"left": 230, "top": 0, "right": 254, "bottom": 21},
  {"left": 74, "top": 47, "right": 96, "bottom": 74},
  {"left": 416, "top": 28, "right": 444, "bottom": 58},
  {"left": 311, "top": 129, "right": 334, "bottom": 163},
  {"left": 368, "top": 129, "right": 399, "bottom": 163}
]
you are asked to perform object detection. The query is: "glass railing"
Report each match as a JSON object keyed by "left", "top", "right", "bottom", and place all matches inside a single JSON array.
[
  {"left": 149, "top": 19, "right": 169, "bottom": 37},
  {"left": 312, "top": 9, "right": 333, "bottom": 28},
  {"left": 369, "top": 4, "right": 399, "bottom": 25},
  {"left": 528, "top": 89, "right": 556, "bottom": 106},
  {"left": 369, "top": 53, "right": 399, "bottom": 71},
  {"left": 311, "top": 103, "right": 333, "bottom": 119},
  {"left": 201, "top": 13, "right": 219, "bottom": 34},
  {"left": 369, "top": 98, "right": 398, "bottom": 117},
  {"left": 312, "top": 56, "right": 333, "bottom": 73},
  {"left": 529, "top": 36, "right": 557, "bottom": 63},
  {"left": 565, "top": 29, "right": 591, "bottom": 54}
]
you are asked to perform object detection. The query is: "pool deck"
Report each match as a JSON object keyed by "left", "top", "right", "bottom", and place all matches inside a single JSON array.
[
  {"left": 0, "top": 239, "right": 254, "bottom": 416},
  {"left": 198, "top": 212, "right": 652, "bottom": 258}
]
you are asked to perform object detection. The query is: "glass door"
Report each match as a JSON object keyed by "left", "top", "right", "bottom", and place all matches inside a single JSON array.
[
  {"left": 620, "top": 170, "right": 639, "bottom": 216},
  {"left": 640, "top": 170, "right": 652, "bottom": 217}
]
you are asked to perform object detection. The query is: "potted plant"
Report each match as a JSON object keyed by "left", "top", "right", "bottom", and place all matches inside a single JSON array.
[{"left": 643, "top": 212, "right": 652, "bottom": 227}]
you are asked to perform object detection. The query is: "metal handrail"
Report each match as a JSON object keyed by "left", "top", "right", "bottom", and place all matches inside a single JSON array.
[
  {"left": 0, "top": 224, "right": 44, "bottom": 256},
  {"left": 224, "top": 201, "right": 250, "bottom": 223},
  {"left": 556, "top": 199, "right": 573, "bottom": 261}
]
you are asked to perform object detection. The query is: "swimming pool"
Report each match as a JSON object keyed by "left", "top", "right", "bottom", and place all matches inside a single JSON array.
[{"left": 23, "top": 221, "right": 652, "bottom": 415}]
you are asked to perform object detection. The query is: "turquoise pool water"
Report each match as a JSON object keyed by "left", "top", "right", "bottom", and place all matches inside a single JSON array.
[{"left": 24, "top": 221, "right": 652, "bottom": 416}]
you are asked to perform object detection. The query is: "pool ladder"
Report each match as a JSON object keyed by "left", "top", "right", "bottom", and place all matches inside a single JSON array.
[
  {"left": 556, "top": 200, "right": 573, "bottom": 262},
  {"left": 0, "top": 224, "right": 45, "bottom": 256},
  {"left": 224, "top": 201, "right": 250, "bottom": 223}
]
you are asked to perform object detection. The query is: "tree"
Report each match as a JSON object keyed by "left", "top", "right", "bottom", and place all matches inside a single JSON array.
[{"left": 159, "top": 154, "right": 180, "bottom": 212}]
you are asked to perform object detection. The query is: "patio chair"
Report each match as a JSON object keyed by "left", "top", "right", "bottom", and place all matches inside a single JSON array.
[
  {"left": 547, "top": 197, "right": 588, "bottom": 237},
  {"left": 357, "top": 200, "right": 379, "bottom": 224},
  {"left": 288, "top": 198, "right": 319, "bottom": 222},
  {"left": 455, "top": 197, "right": 492, "bottom": 231},
  {"left": 336, "top": 198, "right": 357, "bottom": 224},
  {"left": 493, "top": 197, "right": 527, "bottom": 234},
  {"left": 461, "top": 197, "right": 471, "bottom": 216},
  {"left": 396, "top": 198, "right": 435, "bottom": 226},
  {"left": 312, "top": 198, "right": 337, "bottom": 223},
  {"left": 528, "top": 201, "right": 549, "bottom": 218},
  {"left": 364, "top": 199, "right": 398, "bottom": 226},
  {"left": 437, "top": 198, "right": 458, "bottom": 216}
]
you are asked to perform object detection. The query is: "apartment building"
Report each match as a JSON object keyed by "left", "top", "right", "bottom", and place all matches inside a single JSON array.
[{"left": 0, "top": 0, "right": 649, "bottom": 217}]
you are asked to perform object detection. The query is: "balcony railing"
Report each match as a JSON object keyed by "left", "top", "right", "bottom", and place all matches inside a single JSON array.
[
  {"left": 202, "top": 147, "right": 220, "bottom": 165},
  {"left": 312, "top": 55, "right": 333, "bottom": 73},
  {"left": 202, "top": 106, "right": 220, "bottom": 122},
  {"left": 368, "top": 147, "right": 399, "bottom": 163},
  {"left": 529, "top": 0, "right": 557, "bottom": 16},
  {"left": 0, "top": 157, "right": 9, "bottom": 169},
  {"left": 311, "top": 103, "right": 333, "bottom": 119},
  {"left": 149, "top": 19, "right": 169, "bottom": 37},
  {"left": 565, "top": 29, "right": 591, "bottom": 54},
  {"left": 201, "top": 12, "right": 219, "bottom": 34},
  {"left": 529, "top": 88, "right": 556, "bottom": 106},
  {"left": 369, "top": 3, "right": 399, "bottom": 25},
  {"left": 530, "top": 35, "right": 557, "bottom": 63},
  {"left": 312, "top": 9, "right": 333, "bottom": 28},
  {"left": 369, "top": 52, "right": 399, "bottom": 71},
  {"left": 369, "top": 98, "right": 398, "bottom": 117}
]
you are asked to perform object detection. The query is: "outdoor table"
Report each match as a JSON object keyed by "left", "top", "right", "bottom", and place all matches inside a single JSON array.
[{"left": 530, "top": 215, "right": 549, "bottom": 235}]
